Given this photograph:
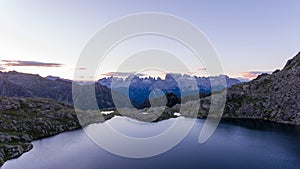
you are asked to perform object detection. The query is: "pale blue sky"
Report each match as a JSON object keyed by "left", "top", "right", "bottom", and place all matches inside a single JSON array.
[{"left": 0, "top": 0, "right": 299, "bottom": 79}]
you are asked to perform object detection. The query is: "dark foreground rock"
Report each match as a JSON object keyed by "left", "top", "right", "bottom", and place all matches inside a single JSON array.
[
  {"left": 0, "top": 97, "right": 81, "bottom": 165},
  {"left": 0, "top": 96, "right": 119, "bottom": 166}
]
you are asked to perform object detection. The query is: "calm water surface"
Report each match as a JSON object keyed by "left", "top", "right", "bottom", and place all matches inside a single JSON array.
[{"left": 2, "top": 117, "right": 300, "bottom": 169}]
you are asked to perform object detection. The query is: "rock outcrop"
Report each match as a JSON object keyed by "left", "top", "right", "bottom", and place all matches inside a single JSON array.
[{"left": 0, "top": 97, "right": 80, "bottom": 165}]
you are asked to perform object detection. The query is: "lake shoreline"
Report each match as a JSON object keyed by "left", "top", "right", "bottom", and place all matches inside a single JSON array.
[
  {"left": 1, "top": 111, "right": 299, "bottom": 167},
  {"left": 3, "top": 115, "right": 300, "bottom": 169}
]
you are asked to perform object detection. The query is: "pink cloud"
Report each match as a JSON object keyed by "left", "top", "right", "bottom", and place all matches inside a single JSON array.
[
  {"left": 240, "top": 71, "right": 272, "bottom": 79},
  {"left": 1, "top": 60, "right": 63, "bottom": 67}
]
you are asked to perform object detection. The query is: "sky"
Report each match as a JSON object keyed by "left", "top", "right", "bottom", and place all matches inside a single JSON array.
[{"left": 0, "top": 0, "right": 299, "bottom": 80}]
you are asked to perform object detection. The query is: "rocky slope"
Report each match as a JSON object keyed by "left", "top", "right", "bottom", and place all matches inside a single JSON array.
[
  {"left": 0, "top": 97, "right": 80, "bottom": 165},
  {"left": 0, "top": 96, "right": 121, "bottom": 166},
  {"left": 197, "top": 52, "right": 300, "bottom": 125},
  {"left": 0, "top": 71, "right": 73, "bottom": 104}
]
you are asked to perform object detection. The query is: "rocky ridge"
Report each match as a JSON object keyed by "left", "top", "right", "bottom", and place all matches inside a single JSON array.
[
  {"left": 0, "top": 71, "right": 128, "bottom": 109},
  {"left": 196, "top": 52, "right": 300, "bottom": 125}
]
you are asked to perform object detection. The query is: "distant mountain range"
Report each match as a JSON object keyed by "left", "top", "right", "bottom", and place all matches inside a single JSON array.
[
  {"left": 0, "top": 71, "right": 241, "bottom": 109},
  {"left": 98, "top": 74, "right": 240, "bottom": 105}
]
